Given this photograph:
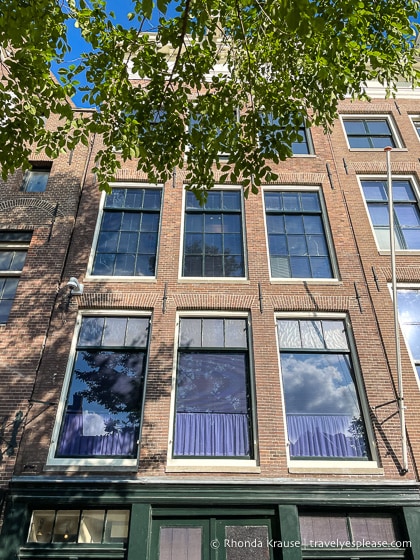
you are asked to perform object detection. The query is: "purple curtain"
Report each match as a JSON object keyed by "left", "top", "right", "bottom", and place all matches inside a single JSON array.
[
  {"left": 287, "top": 414, "right": 367, "bottom": 458},
  {"left": 174, "top": 412, "right": 250, "bottom": 456},
  {"left": 57, "top": 412, "right": 137, "bottom": 457}
]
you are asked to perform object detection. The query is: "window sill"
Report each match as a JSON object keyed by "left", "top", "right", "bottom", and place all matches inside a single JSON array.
[
  {"left": 84, "top": 275, "right": 157, "bottom": 283},
  {"left": 378, "top": 250, "right": 420, "bottom": 256},
  {"left": 348, "top": 148, "right": 407, "bottom": 152},
  {"left": 270, "top": 278, "right": 341, "bottom": 285},
  {"left": 288, "top": 460, "right": 383, "bottom": 475},
  {"left": 178, "top": 277, "right": 250, "bottom": 284},
  {"left": 166, "top": 459, "right": 260, "bottom": 473},
  {"left": 45, "top": 458, "right": 138, "bottom": 471}
]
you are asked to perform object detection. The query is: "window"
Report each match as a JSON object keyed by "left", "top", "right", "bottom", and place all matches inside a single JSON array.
[
  {"left": 361, "top": 178, "right": 420, "bottom": 250},
  {"left": 0, "top": 231, "right": 31, "bottom": 323},
  {"left": 343, "top": 117, "right": 398, "bottom": 148},
  {"left": 27, "top": 509, "right": 129, "bottom": 544},
  {"left": 299, "top": 511, "right": 403, "bottom": 549},
  {"left": 91, "top": 186, "right": 162, "bottom": 277},
  {"left": 264, "top": 190, "right": 334, "bottom": 278},
  {"left": 54, "top": 315, "right": 150, "bottom": 460},
  {"left": 277, "top": 317, "right": 370, "bottom": 459},
  {"left": 173, "top": 317, "right": 252, "bottom": 458},
  {"left": 182, "top": 190, "right": 245, "bottom": 278},
  {"left": 22, "top": 164, "right": 51, "bottom": 192},
  {"left": 410, "top": 116, "right": 420, "bottom": 138},
  {"left": 397, "top": 289, "right": 420, "bottom": 379},
  {"left": 263, "top": 115, "right": 313, "bottom": 155}
]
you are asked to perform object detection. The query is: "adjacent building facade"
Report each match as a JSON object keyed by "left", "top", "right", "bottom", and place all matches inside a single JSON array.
[{"left": 1, "top": 81, "right": 420, "bottom": 559}]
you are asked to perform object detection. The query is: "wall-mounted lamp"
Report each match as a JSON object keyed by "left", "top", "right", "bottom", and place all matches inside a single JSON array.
[{"left": 66, "top": 276, "right": 84, "bottom": 296}]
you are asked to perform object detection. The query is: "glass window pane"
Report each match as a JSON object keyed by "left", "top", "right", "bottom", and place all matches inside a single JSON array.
[
  {"left": 183, "top": 255, "right": 203, "bottom": 276},
  {"left": 288, "top": 235, "right": 307, "bottom": 255},
  {"left": 264, "top": 192, "right": 282, "bottom": 211},
  {"left": 202, "top": 318, "right": 224, "bottom": 347},
  {"left": 303, "top": 215, "right": 323, "bottom": 234},
  {"left": 300, "top": 321, "right": 325, "bottom": 348},
  {"left": 78, "top": 510, "right": 105, "bottom": 543},
  {"left": 223, "top": 190, "right": 241, "bottom": 210},
  {"left": 403, "top": 229, "right": 420, "bottom": 250},
  {"left": 307, "top": 235, "right": 328, "bottom": 256},
  {"left": 350, "top": 515, "right": 398, "bottom": 544},
  {"left": 114, "top": 253, "right": 136, "bottom": 275},
  {"left": 25, "top": 170, "right": 49, "bottom": 192},
  {"left": 361, "top": 181, "right": 387, "bottom": 201},
  {"left": 266, "top": 215, "right": 285, "bottom": 234},
  {"left": 301, "top": 192, "right": 321, "bottom": 211},
  {"left": 300, "top": 514, "right": 348, "bottom": 544},
  {"left": 344, "top": 121, "right": 366, "bottom": 135},
  {"left": 0, "top": 299, "right": 13, "bottom": 323},
  {"left": 97, "top": 231, "right": 119, "bottom": 252},
  {"left": 277, "top": 319, "right": 301, "bottom": 348},
  {"left": 270, "top": 256, "right": 290, "bottom": 277},
  {"left": 283, "top": 192, "right": 300, "bottom": 211},
  {"left": 1, "top": 277, "right": 19, "bottom": 298},
  {"left": 398, "top": 290, "right": 420, "bottom": 321},
  {"left": 93, "top": 253, "right": 116, "bottom": 275},
  {"left": 310, "top": 257, "right": 332, "bottom": 278},
  {"left": 290, "top": 256, "right": 311, "bottom": 277},
  {"left": 281, "top": 352, "right": 368, "bottom": 458},
  {"left": 348, "top": 136, "right": 371, "bottom": 148},
  {"left": 205, "top": 214, "right": 223, "bottom": 233},
  {"left": 366, "top": 120, "right": 391, "bottom": 134},
  {"left": 224, "top": 233, "right": 242, "bottom": 255},
  {"left": 368, "top": 204, "right": 389, "bottom": 226},
  {"left": 0, "top": 251, "right": 14, "bottom": 270},
  {"left": 395, "top": 205, "right": 420, "bottom": 227},
  {"left": 126, "top": 318, "right": 149, "bottom": 347},
  {"left": 225, "top": 319, "right": 247, "bottom": 348},
  {"left": 102, "top": 317, "right": 127, "bottom": 346},
  {"left": 285, "top": 215, "right": 304, "bottom": 233},
  {"left": 124, "top": 189, "right": 143, "bottom": 208},
  {"left": 121, "top": 212, "right": 141, "bottom": 231},
  {"left": 225, "top": 525, "right": 270, "bottom": 560},
  {"left": 78, "top": 317, "right": 104, "bottom": 346},
  {"left": 223, "top": 214, "right": 241, "bottom": 233},
  {"left": 143, "top": 189, "right": 162, "bottom": 209},
  {"left": 27, "top": 510, "right": 55, "bottom": 543},
  {"left": 180, "top": 318, "right": 202, "bottom": 347},
  {"left": 401, "top": 324, "right": 420, "bottom": 360},
  {"left": 205, "top": 191, "right": 222, "bottom": 210},
  {"left": 204, "top": 255, "right": 223, "bottom": 276},
  {"left": 323, "top": 320, "right": 348, "bottom": 350},
  {"left": 269, "top": 235, "right": 287, "bottom": 256},
  {"left": 393, "top": 181, "right": 416, "bottom": 201},
  {"left": 159, "top": 527, "right": 202, "bottom": 560},
  {"left": 52, "top": 510, "right": 80, "bottom": 543},
  {"left": 103, "top": 510, "right": 130, "bottom": 543}
]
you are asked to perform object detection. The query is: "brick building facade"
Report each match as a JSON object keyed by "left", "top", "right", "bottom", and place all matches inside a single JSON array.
[{"left": 1, "top": 82, "right": 420, "bottom": 559}]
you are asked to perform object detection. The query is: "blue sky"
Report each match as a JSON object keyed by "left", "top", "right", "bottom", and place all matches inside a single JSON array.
[{"left": 53, "top": 1, "right": 173, "bottom": 107}]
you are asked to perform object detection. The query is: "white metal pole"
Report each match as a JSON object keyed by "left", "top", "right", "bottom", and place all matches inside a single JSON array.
[{"left": 385, "top": 146, "right": 408, "bottom": 473}]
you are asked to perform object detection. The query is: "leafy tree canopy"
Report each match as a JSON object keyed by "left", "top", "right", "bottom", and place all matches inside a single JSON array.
[{"left": 0, "top": 0, "right": 419, "bottom": 197}]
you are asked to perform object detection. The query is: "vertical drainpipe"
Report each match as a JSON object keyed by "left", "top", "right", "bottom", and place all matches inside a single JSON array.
[{"left": 385, "top": 146, "right": 408, "bottom": 474}]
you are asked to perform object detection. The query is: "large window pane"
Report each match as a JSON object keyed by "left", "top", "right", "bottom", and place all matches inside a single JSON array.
[
  {"left": 361, "top": 179, "right": 420, "bottom": 250},
  {"left": 265, "top": 191, "right": 334, "bottom": 278},
  {"left": 278, "top": 319, "right": 369, "bottom": 459},
  {"left": 182, "top": 190, "right": 245, "bottom": 277},
  {"left": 174, "top": 318, "right": 252, "bottom": 457},
  {"left": 92, "top": 187, "right": 162, "bottom": 276},
  {"left": 344, "top": 118, "right": 396, "bottom": 148},
  {"left": 398, "top": 289, "right": 420, "bottom": 377},
  {"left": 56, "top": 316, "right": 149, "bottom": 459}
]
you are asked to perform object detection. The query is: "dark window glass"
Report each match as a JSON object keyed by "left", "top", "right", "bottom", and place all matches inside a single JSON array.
[
  {"left": 264, "top": 191, "right": 333, "bottom": 278},
  {"left": 361, "top": 179, "right": 420, "bottom": 250},
  {"left": 174, "top": 317, "right": 252, "bottom": 458},
  {"left": 343, "top": 118, "right": 396, "bottom": 148},
  {"left": 22, "top": 167, "right": 50, "bottom": 192},
  {"left": 92, "top": 187, "right": 162, "bottom": 276},
  {"left": 56, "top": 316, "right": 149, "bottom": 458},
  {"left": 183, "top": 191, "right": 245, "bottom": 277},
  {"left": 0, "top": 233, "right": 31, "bottom": 323},
  {"left": 277, "top": 318, "right": 369, "bottom": 459}
]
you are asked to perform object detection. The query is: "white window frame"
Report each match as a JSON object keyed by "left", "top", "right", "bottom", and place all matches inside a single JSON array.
[
  {"left": 409, "top": 115, "right": 420, "bottom": 140},
  {"left": 166, "top": 310, "right": 259, "bottom": 472},
  {"left": 275, "top": 312, "right": 381, "bottom": 474},
  {"left": 262, "top": 185, "right": 340, "bottom": 283},
  {"left": 340, "top": 114, "right": 403, "bottom": 150},
  {"left": 392, "top": 283, "right": 420, "bottom": 389},
  {"left": 357, "top": 174, "right": 420, "bottom": 254},
  {"left": 86, "top": 182, "right": 163, "bottom": 282},
  {"left": 178, "top": 185, "right": 248, "bottom": 282},
  {"left": 47, "top": 310, "right": 151, "bottom": 469}
]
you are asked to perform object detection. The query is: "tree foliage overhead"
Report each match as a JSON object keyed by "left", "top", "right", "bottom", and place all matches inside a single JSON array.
[{"left": 0, "top": 0, "right": 419, "bottom": 196}]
